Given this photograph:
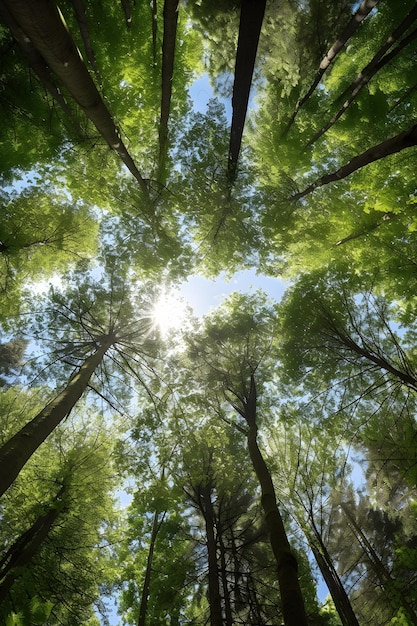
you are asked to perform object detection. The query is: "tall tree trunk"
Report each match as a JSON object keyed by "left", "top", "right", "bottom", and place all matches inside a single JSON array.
[
  {"left": 284, "top": 0, "right": 378, "bottom": 134},
  {"left": 228, "top": 0, "right": 266, "bottom": 180},
  {"left": 3, "top": 0, "right": 149, "bottom": 196},
  {"left": 291, "top": 122, "right": 417, "bottom": 201},
  {"left": 157, "top": 0, "right": 179, "bottom": 185},
  {"left": 308, "top": 6, "right": 417, "bottom": 146},
  {"left": 0, "top": 483, "right": 66, "bottom": 604},
  {"left": 341, "top": 502, "right": 417, "bottom": 626},
  {"left": 308, "top": 523, "right": 359, "bottom": 626},
  {"left": 137, "top": 510, "right": 164, "bottom": 626},
  {"left": 70, "top": 0, "right": 101, "bottom": 81},
  {"left": 151, "top": 0, "right": 158, "bottom": 66},
  {"left": 234, "top": 376, "right": 308, "bottom": 626},
  {"left": 0, "top": 2, "right": 80, "bottom": 130},
  {"left": 218, "top": 528, "right": 233, "bottom": 626},
  {"left": 0, "top": 339, "right": 113, "bottom": 497},
  {"left": 200, "top": 483, "right": 223, "bottom": 626},
  {"left": 120, "top": 0, "right": 132, "bottom": 28}
]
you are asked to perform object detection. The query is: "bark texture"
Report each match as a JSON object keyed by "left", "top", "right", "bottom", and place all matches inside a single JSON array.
[
  {"left": 3, "top": 0, "right": 149, "bottom": 194},
  {"left": 0, "top": 339, "right": 113, "bottom": 497}
]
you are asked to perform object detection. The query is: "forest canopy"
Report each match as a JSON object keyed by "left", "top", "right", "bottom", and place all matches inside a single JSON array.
[{"left": 1, "top": 0, "right": 417, "bottom": 624}]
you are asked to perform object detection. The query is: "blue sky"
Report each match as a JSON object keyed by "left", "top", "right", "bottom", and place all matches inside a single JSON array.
[{"left": 179, "top": 269, "right": 288, "bottom": 317}]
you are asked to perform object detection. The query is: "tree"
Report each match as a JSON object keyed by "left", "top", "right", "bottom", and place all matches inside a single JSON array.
[
  {"left": 284, "top": 0, "right": 379, "bottom": 133},
  {"left": 0, "top": 272, "right": 163, "bottom": 496},
  {"left": 277, "top": 270, "right": 417, "bottom": 398},
  {"left": 0, "top": 403, "right": 117, "bottom": 624},
  {"left": 291, "top": 122, "right": 417, "bottom": 201},
  {"left": 157, "top": 0, "right": 179, "bottom": 185},
  {"left": 227, "top": 0, "right": 266, "bottom": 178},
  {"left": 3, "top": 0, "right": 150, "bottom": 195},
  {"left": 184, "top": 292, "right": 309, "bottom": 625},
  {"left": 2, "top": 0, "right": 417, "bottom": 622}
]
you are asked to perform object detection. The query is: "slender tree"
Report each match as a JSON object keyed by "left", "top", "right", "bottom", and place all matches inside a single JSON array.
[
  {"left": 0, "top": 483, "right": 66, "bottom": 604},
  {"left": 226, "top": 375, "right": 308, "bottom": 626},
  {"left": 3, "top": 0, "right": 150, "bottom": 195},
  {"left": 284, "top": 0, "right": 379, "bottom": 134},
  {"left": 291, "top": 122, "right": 417, "bottom": 201},
  {"left": 157, "top": 0, "right": 179, "bottom": 185},
  {"left": 307, "top": 5, "right": 417, "bottom": 146}
]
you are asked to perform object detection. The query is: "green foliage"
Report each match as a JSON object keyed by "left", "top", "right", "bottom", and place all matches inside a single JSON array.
[
  {"left": 0, "top": 400, "right": 118, "bottom": 625},
  {"left": 2, "top": 0, "right": 417, "bottom": 623}
]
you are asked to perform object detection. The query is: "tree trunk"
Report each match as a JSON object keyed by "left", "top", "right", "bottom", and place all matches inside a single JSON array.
[
  {"left": 228, "top": 0, "right": 266, "bottom": 179},
  {"left": 0, "top": 339, "right": 113, "bottom": 497},
  {"left": 0, "top": 2, "right": 79, "bottom": 129},
  {"left": 284, "top": 0, "right": 378, "bottom": 134},
  {"left": 0, "top": 483, "right": 66, "bottom": 605},
  {"left": 137, "top": 510, "right": 163, "bottom": 626},
  {"left": 341, "top": 502, "right": 417, "bottom": 626},
  {"left": 70, "top": 0, "right": 101, "bottom": 80},
  {"left": 157, "top": 0, "right": 179, "bottom": 185},
  {"left": 3, "top": 0, "right": 149, "bottom": 195},
  {"left": 240, "top": 376, "right": 308, "bottom": 626},
  {"left": 323, "top": 314, "right": 417, "bottom": 392},
  {"left": 308, "top": 521, "right": 359, "bottom": 626},
  {"left": 218, "top": 528, "right": 233, "bottom": 626},
  {"left": 292, "top": 123, "right": 417, "bottom": 201},
  {"left": 200, "top": 483, "right": 223, "bottom": 626},
  {"left": 120, "top": 0, "right": 132, "bottom": 28},
  {"left": 308, "top": 6, "right": 417, "bottom": 146}
]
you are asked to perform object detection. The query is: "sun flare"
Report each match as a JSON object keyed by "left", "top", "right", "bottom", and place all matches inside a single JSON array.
[{"left": 152, "top": 291, "right": 188, "bottom": 337}]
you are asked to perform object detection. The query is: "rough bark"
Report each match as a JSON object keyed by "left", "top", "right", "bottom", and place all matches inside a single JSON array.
[
  {"left": 291, "top": 122, "right": 417, "bottom": 201},
  {"left": 0, "top": 339, "right": 113, "bottom": 497},
  {"left": 157, "top": 0, "right": 179, "bottom": 185},
  {"left": 284, "top": 0, "right": 379, "bottom": 134},
  {"left": 3, "top": 0, "right": 149, "bottom": 195},
  {"left": 234, "top": 376, "right": 308, "bottom": 626},
  {"left": 0, "top": 483, "right": 66, "bottom": 604},
  {"left": 228, "top": 0, "right": 266, "bottom": 179}
]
